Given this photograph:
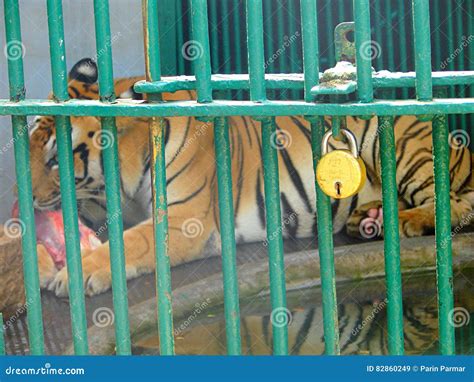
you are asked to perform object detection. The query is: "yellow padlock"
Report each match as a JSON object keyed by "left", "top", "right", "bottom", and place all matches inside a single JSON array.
[{"left": 316, "top": 128, "right": 366, "bottom": 199}]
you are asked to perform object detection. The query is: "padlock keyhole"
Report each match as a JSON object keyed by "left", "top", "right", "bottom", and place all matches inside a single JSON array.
[{"left": 335, "top": 181, "right": 342, "bottom": 197}]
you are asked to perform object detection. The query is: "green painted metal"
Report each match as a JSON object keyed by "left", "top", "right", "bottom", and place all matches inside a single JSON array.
[
  {"left": 3, "top": 0, "right": 44, "bottom": 355},
  {"left": 432, "top": 112, "right": 456, "bottom": 355},
  {"left": 93, "top": 0, "right": 131, "bottom": 355},
  {"left": 261, "top": 118, "right": 288, "bottom": 355},
  {"left": 190, "top": 0, "right": 213, "bottom": 103},
  {"left": 412, "top": 0, "right": 433, "bottom": 101},
  {"left": 309, "top": 116, "right": 340, "bottom": 355},
  {"left": 397, "top": 0, "right": 409, "bottom": 99},
  {"left": 46, "top": 0, "right": 89, "bottom": 355},
  {"left": 300, "top": 0, "right": 320, "bottom": 102},
  {"left": 2, "top": 98, "right": 473, "bottom": 118},
  {"left": 143, "top": 0, "right": 175, "bottom": 356},
  {"left": 0, "top": 313, "right": 4, "bottom": 355},
  {"left": 353, "top": 0, "right": 373, "bottom": 102},
  {"left": 378, "top": 115, "right": 404, "bottom": 355},
  {"left": 150, "top": 117, "right": 175, "bottom": 355},
  {"left": 214, "top": 117, "right": 242, "bottom": 355},
  {"left": 246, "top": 0, "right": 266, "bottom": 102}
]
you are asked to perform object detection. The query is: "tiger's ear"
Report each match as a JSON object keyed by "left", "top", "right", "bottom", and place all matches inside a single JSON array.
[{"left": 68, "top": 58, "right": 98, "bottom": 84}]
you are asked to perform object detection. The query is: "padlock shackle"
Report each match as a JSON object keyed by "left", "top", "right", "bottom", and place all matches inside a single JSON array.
[{"left": 321, "top": 128, "right": 359, "bottom": 158}]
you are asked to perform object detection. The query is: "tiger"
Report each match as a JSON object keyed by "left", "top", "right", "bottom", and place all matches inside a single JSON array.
[{"left": 29, "top": 58, "right": 473, "bottom": 297}]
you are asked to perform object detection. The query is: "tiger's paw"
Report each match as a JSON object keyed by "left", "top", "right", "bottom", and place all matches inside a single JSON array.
[
  {"left": 346, "top": 201, "right": 384, "bottom": 239},
  {"left": 48, "top": 261, "right": 112, "bottom": 297}
]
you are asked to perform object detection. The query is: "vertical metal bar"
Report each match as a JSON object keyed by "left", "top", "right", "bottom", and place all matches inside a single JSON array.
[
  {"left": 412, "top": 0, "right": 433, "bottom": 101},
  {"left": 214, "top": 117, "right": 242, "bottom": 355},
  {"left": 378, "top": 116, "right": 404, "bottom": 355},
  {"left": 232, "top": 1, "right": 243, "bottom": 99},
  {"left": 0, "top": 313, "right": 4, "bottom": 355},
  {"left": 309, "top": 117, "right": 340, "bottom": 355},
  {"left": 432, "top": 0, "right": 441, "bottom": 71},
  {"left": 397, "top": 0, "right": 409, "bottom": 98},
  {"left": 46, "top": 0, "right": 89, "bottom": 355},
  {"left": 353, "top": 0, "right": 374, "bottom": 102},
  {"left": 190, "top": 0, "right": 213, "bottom": 102},
  {"left": 3, "top": 0, "right": 44, "bottom": 355},
  {"left": 209, "top": 0, "right": 219, "bottom": 75},
  {"left": 176, "top": 0, "right": 185, "bottom": 75},
  {"left": 287, "top": 0, "right": 299, "bottom": 99},
  {"left": 246, "top": 0, "right": 266, "bottom": 102},
  {"left": 260, "top": 118, "right": 288, "bottom": 355},
  {"left": 373, "top": 0, "right": 383, "bottom": 71},
  {"left": 300, "top": 0, "right": 320, "bottom": 102},
  {"left": 142, "top": 0, "right": 175, "bottom": 355},
  {"left": 432, "top": 113, "right": 455, "bottom": 355},
  {"left": 324, "top": 0, "right": 335, "bottom": 68},
  {"left": 93, "top": 0, "right": 131, "bottom": 355}
]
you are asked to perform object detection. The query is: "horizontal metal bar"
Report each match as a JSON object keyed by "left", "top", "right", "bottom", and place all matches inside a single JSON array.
[
  {"left": 1, "top": 98, "right": 473, "bottom": 117},
  {"left": 134, "top": 72, "right": 474, "bottom": 94}
]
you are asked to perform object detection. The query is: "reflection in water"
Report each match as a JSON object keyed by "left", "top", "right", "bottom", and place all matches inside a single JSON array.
[{"left": 134, "top": 269, "right": 473, "bottom": 355}]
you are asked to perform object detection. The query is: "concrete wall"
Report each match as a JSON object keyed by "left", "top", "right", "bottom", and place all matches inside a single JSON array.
[{"left": 0, "top": 0, "right": 145, "bottom": 223}]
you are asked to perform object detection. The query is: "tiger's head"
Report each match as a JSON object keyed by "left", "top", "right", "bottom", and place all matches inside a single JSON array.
[{"left": 29, "top": 58, "right": 147, "bottom": 211}]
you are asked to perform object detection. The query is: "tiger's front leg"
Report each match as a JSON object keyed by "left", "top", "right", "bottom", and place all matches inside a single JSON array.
[{"left": 49, "top": 216, "right": 216, "bottom": 297}]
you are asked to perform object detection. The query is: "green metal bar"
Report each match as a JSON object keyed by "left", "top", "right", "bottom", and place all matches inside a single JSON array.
[
  {"left": 378, "top": 115, "right": 404, "bottom": 355},
  {"left": 231, "top": 1, "right": 243, "bottom": 100},
  {"left": 143, "top": 0, "right": 175, "bottom": 355},
  {"left": 93, "top": 0, "right": 131, "bottom": 355},
  {"left": 412, "top": 0, "right": 433, "bottom": 101},
  {"left": 2, "top": 98, "right": 474, "bottom": 117},
  {"left": 275, "top": 0, "right": 286, "bottom": 77},
  {"left": 0, "top": 313, "right": 4, "bottom": 355},
  {"left": 4, "top": 0, "right": 44, "bottom": 355},
  {"left": 150, "top": 117, "right": 175, "bottom": 355},
  {"left": 384, "top": 1, "right": 396, "bottom": 99},
  {"left": 246, "top": 0, "right": 266, "bottom": 102},
  {"left": 46, "top": 0, "right": 89, "bottom": 355},
  {"left": 209, "top": 0, "right": 219, "bottom": 75},
  {"left": 176, "top": 0, "right": 185, "bottom": 75},
  {"left": 397, "top": 0, "right": 409, "bottom": 98},
  {"left": 353, "top": 0, "right": 374, "bottom": 102},
  {"left": 324, "top": 0, "right": 335, "bottom": 68},
  {"left": 300, "top": 0, "right": 320, "bottom": 102},
  {"left": 214, "top": 117, "right": 242, "bottom": 355},
  {"left": 261, "top": 118, "right": 288, "bottom": 355},
  {"left": 143, "top": 0, "right": 161, "bottom": 82},
  {"left": 287, "top": 0, "right": 299, "bottom": 100},
  {"left": 190, "top": 0, "right": 213, "bottom": 102},
  {"left": 373, "top": 0, "right": 383, "bottom": 71},
  {"left": 432, "top": 0, "right": 441, "bottom": 72},
  {"left": 309, "top": 116, "right": 340, "bottom": 355},
  {"left": 432, "top": 113, "right": 455, "bottom": 355}
]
